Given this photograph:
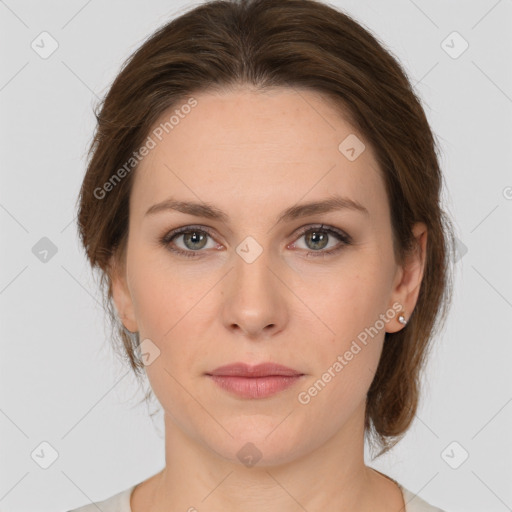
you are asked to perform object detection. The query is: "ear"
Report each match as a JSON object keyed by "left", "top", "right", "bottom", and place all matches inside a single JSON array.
[
  {"left": 386, "top": 222, "right": 428, "bottom": 333},
  {"left": 109, "top": 254, "right": 138, "bottom": 333}
]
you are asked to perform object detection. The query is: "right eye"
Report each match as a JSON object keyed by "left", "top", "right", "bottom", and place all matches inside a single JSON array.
[{"left": 159, "top": 225, "right": 219, "bottom": 258}]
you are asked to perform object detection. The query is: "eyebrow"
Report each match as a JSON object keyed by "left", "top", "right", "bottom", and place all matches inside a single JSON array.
[{"left": 144, "top": 194, "right": 369, "bottom": 224}]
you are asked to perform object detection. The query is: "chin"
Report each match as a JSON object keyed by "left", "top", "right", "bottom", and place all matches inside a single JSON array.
[{"left": 199, "top": 417, "right": 313, "bottom": 469}]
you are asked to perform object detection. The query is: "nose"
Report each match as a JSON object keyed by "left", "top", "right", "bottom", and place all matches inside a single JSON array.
[{"left": 220, "top": 245, "right": 289, "bottom": 340}]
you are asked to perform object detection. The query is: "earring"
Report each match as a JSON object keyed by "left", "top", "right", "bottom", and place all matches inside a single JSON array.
[{"left": 398, "top": 313, "right": 407, "bottom": 325}]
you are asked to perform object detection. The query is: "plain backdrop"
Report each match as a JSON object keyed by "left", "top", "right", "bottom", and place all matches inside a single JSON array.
[{"left": 1, "top": 1, "right": 511, "bottom": 511}]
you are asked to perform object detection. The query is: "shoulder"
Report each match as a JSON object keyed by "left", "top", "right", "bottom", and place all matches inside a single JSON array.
[
  {"left": 66, "top": 484, "right": 136, "bottom": 512},
  {"left": 400, "top": 485, "right": 447, "bottom": 512}
]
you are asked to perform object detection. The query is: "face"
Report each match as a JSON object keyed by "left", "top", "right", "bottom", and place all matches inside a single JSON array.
[{"left": 111, "top": 86, "right": 426, "bottom": 466}]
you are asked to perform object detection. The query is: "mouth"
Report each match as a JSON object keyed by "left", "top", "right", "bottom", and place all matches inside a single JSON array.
[
  {"left": 207, "top": 362, "right": 303, "bottom": 377},
  {"left": 205, "top": 362, "right": 305, "bottom": 399}
]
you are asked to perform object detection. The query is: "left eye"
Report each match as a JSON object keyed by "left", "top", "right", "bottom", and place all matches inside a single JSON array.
[
  {"left": 160, "top": 224, "right": 351, "bottom": 258},
  {"left": 290, "top": 225, "right": 352, "bottom": 257}
]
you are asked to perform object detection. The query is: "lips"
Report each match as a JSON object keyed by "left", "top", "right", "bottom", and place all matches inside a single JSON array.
[
  {"left": 207, "top": 362, "right": 303, "bottom": 377},
  {"left": 206, "top": 362, "right": 305, "bottom": 399}
]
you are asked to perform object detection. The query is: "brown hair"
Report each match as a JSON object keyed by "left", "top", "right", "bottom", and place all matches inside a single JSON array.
[{"left": 76, "top": 0, "right": 455, "bottom": 458}]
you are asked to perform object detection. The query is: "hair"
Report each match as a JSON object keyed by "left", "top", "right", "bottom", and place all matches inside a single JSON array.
[{"left": 76, "top": 0, "right": 456, "bottom": 458}]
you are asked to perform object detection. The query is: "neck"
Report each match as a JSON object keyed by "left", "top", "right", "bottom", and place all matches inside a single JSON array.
[{"left": 136, "top": 400, "right": 403, "bottom": 512}]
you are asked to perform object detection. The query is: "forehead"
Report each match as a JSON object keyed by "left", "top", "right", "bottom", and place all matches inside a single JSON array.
[{"left": 130, "top": 87, "right": 387, "bottom": 223}]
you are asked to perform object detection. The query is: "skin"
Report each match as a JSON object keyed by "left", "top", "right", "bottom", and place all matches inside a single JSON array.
[{"left": 110, "top": 85, "right": 427, "bottom": 512}]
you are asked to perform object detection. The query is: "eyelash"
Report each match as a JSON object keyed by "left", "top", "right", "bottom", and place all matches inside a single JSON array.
[{"left": 159, "top": 224, "right": 352, "bottom": 259}]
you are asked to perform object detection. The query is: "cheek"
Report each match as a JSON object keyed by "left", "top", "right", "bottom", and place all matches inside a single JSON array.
[
  {"left": 143, "top": 353, "right": 205, "bottom": 438},
  {"left": 128, "top": 258, "right": 212, "bottom": 363},
  {"left": 300, "top": 266, "right": 391, "bottom": 344},
  {"left": 127, "top": 251, "right": 192, "bottom": 334},
  {"left": 294, "top": 334, "right": 383, "bottom": 443},
  {"left": 297, "top": 263, "right": 391, "bottom": 398},
  {"left": 297, "top": 300, "right": 386, "bottom": 425},
  {"left": 134, "top": 273, "right": 207, "bottom": 418}
]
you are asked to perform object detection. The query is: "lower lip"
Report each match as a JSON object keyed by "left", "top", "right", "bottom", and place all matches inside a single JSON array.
[{"left": 208, "top": 375, "right": 304, "bottom": 399}]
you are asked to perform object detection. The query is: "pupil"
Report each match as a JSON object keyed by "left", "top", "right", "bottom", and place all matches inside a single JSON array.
[
  {"left": 185, "top": 231, "right": 207, "bottom": 250},
  {"left": 308, "top": 231, "right": 327, "bottom": 250}
]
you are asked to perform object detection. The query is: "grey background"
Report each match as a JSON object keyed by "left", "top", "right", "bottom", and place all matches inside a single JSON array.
[{"left": 1, "top": 1, "right": 511, "bottom": 511}]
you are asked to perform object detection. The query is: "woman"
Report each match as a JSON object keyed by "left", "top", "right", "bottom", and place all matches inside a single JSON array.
[{"left": 70, "top": 0, "right": 455, "bottom": 510}]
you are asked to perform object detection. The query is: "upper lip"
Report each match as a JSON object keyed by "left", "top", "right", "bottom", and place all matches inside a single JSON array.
[{"left": 207, "top": 362, "right": 303, "bottom": 377}]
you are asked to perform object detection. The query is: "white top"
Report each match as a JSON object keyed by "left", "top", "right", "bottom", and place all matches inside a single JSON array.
[{"left": 67, "top": 482, "right": 447, "bottom": 511}]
